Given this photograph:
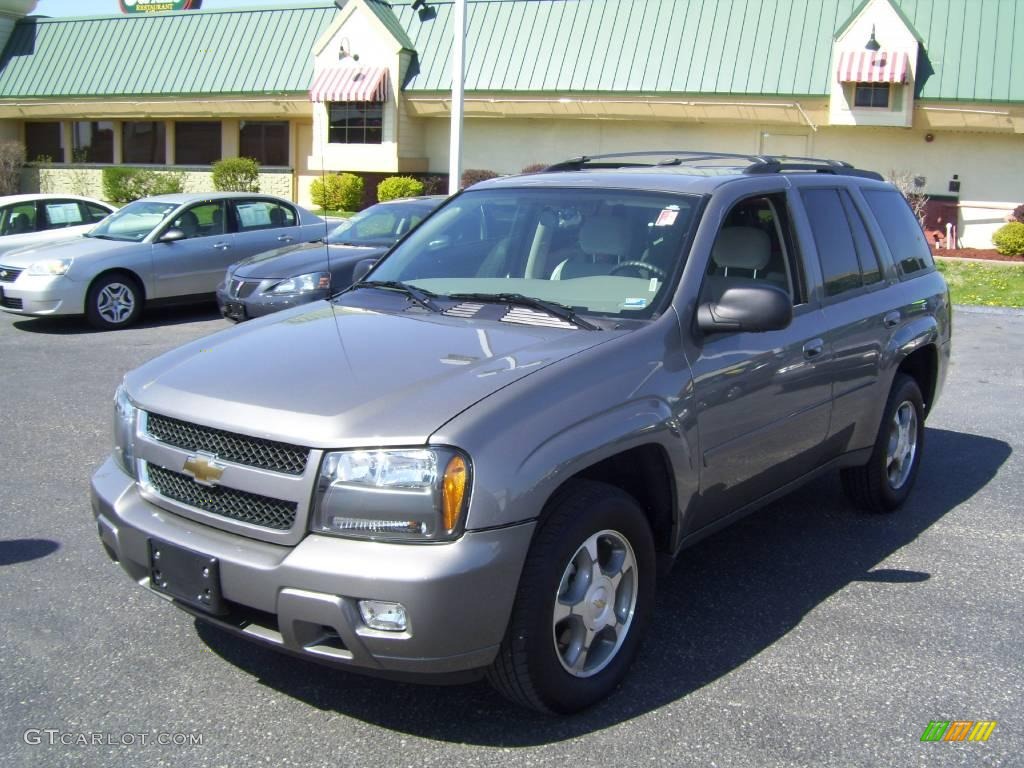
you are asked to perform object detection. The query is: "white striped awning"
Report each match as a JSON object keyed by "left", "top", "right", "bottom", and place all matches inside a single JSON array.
[
  {"left": 836, "top": 50, "right": 911, "bottom": 84},
  {"left": 310, "top": 67, "right": 388, "bottom": 103}
]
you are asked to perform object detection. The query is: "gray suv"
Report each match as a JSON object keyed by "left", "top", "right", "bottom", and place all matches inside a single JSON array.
[{"left": 91, "top": 152, "right": 951, "bottom": 714}]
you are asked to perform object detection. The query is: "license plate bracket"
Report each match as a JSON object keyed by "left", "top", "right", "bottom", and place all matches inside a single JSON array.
[{"left": 148, "top": 538, "right": 226, "bottom": 615}]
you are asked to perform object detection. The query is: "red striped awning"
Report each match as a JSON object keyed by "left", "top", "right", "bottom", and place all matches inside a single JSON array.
[
  {"left": 836, "top": 50, "right": 911, "bottom": 84},
  {"left": 310, "top": 67, "right": 388, "bottom": 103}
]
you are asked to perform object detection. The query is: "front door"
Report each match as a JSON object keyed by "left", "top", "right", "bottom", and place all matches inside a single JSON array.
[
  {"left": 150, "top": 201, "right": 233, "bottom": 298},
  {"left": 684, "top": 192, "right": 832, "bottom": 535}
]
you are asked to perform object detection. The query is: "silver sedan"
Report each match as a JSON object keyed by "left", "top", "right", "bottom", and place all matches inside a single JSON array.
[{"left": 0, "top": 192, "right": 327, "bottom": 328}]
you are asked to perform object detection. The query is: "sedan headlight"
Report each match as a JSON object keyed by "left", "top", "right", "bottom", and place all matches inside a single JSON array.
[
  {"left": 27, "top": 258, "right": 73, "bottom": 276},
  {"left": 311, "top": 448, "right": 470, "bottom": 542},
  {"left": 267, "top": 272, "right": 330, "bottom": 296},
  {"left": 113, "top": 384, "right": 138, "bottom": 479}
]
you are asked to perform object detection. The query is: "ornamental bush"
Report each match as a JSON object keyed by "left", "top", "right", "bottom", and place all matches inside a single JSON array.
[
  {"left": 376, "top": 175, "right": 425, "bottom": 202},
  {"left": 0, "top": 140, "right": 25, "bottom": 195},
  {"left": 460, "top": 168, "right": 499, "bottom": 188},
  {"left": 212, "top": 157, "right": 260, "bottom": 192},
  {"left": 992, "top": 221, "right": 1024, "bottom": 256},
  {"left": 101, "top": 167, "right": 185, "bottom": 202},
  {"left": 310, "top": 172, "right": 364, "bottom": 212},
  {"left": 1012, "top": 204, "right": 1024, "bottom": 224},
  {"left": 520, "top": 163, "right": 548, "bottom": 174}
]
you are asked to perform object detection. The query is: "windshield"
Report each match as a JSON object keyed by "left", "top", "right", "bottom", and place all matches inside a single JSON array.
[
  {"left": 328, "top": 201, "right": 436, "bottom": 247},
  {"left": 366, "top": 188, "right": 699, "bottom": 319},
  {"left": 87, "top": 200, "right": 177, "bottom": 242}
]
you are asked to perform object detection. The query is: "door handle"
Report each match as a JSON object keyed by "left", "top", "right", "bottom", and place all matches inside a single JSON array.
[
  {"left": 802, "top": 339, "right": 825, "bottom": 359},
  {"left": 213, "top": 242, "right": 231, "bottom": 250},
  {"left": 883, "top": 310, "right": 901, "bottom": 329},
  {"left": 277, "top": 236, "right": 294, "bottom": 242}
]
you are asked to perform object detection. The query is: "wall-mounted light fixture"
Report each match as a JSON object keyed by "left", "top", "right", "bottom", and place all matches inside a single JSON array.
[
  {"left": 865, "top": 25, "right": 881, "bottom": 51},
  {"left": 338, "top": 37, "right": 359, "bottom": 62}
]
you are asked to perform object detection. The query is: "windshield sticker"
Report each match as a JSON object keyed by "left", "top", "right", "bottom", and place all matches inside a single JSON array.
[
  {"left": 621, "top": 298, "right": 648, "bottom": 310},
  {"left": 649, "top": 278, "right": 660, "bottom": 292},
  {"left": 654, "top": 206, "right": 679, "bottom": 227}
]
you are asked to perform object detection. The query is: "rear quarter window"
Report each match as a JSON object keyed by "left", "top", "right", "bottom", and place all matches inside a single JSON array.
[{"left": 862, "top": 189, "right": 935, "bottom": 277}]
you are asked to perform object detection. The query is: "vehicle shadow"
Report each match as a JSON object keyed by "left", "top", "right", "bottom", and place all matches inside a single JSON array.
[
  {"left": 11, "top": 303, "right": 225, "bottom": 335},
  {"left": 195, "top": 427, "right": 1009, "bottom": 744},
  {"left": 0, "top": 538, "right": 60, "bottom": 566}
]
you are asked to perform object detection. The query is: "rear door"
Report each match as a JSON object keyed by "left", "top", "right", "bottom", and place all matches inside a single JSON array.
[
  {"left": 684, "top": 188, "right": 832, "bottom": 534},
  {"left": 230, "top": 198, "right": 304, "bottom": 259}
]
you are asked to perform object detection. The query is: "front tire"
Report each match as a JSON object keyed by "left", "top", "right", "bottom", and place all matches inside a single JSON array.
[
  {"left": 841, "top": 373, "right": 925, "bottom": 512},
  {"left": 487, "top": 480, "right": 656, "bottom": 714},
  {"left": 86, "top": 273, "right": 143, "bottom": 330}
]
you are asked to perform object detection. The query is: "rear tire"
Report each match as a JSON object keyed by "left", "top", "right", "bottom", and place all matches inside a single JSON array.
[
  {"left": 841, "top": 373, "right": 925, "bottom": 513},
  {"left": 86, "top": 273, "right": 143, "bottom": 330},
  {"left": 487, "top": 480, "right": 656, "bottom": 714}
]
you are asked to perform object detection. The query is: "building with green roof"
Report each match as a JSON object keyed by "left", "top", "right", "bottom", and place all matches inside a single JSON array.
[{"left": 0, "top": 0, "right": 1020, "bottom": 245}]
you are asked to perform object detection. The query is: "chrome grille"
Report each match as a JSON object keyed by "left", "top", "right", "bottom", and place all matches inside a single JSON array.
[
  {"left": 0, "top": 266, "right": 22, "bottom": 283},
  {"left": 145, "top": 463, "right": 297, "bottom": 531},
  {"left": 146, "top": 413, "right": 309, "bottom": 475}
]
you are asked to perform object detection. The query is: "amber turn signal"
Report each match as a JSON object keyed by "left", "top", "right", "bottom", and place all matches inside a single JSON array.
[{"left": 441, "top": 454, "right": 468, "bottom": 532}]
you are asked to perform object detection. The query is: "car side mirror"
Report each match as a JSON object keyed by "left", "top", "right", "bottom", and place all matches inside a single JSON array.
[
  {"left": 160, "top": 228, "right": 186, "bottom": 243},
  {"left": 351, "top": 257, "right": 377, "bottom": 284},
  {"left": 697, "top": 284, "right": 793, "bottom": 334}
]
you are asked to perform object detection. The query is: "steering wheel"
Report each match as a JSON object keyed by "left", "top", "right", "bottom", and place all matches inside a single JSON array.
[{"left": 609, "top": 261, "right": 666, "bottom": 279}]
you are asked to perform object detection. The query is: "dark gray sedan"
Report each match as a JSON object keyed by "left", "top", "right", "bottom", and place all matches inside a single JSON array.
[{"left": 217, "top": 196, "right": 444, "bottom": 321}]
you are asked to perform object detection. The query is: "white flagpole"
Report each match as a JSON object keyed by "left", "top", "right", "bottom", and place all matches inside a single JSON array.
[{"left": 448, "top": 0, "right": 466, "bottom": 194}]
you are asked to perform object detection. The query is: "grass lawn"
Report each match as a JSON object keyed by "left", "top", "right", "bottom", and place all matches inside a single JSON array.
[
  {"left": 313, "top": 209, "right": 355, "bottom": 218},
  {"left": 936, "top": 259, "right": 1024, "bottom": 308}
]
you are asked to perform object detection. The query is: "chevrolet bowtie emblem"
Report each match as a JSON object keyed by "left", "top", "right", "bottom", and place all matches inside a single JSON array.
[{"left": 182, "top": 452, "right": 225, "bottom": 486}]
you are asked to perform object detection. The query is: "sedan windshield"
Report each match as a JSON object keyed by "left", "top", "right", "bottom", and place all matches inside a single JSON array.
[
  {"left": 328, "top": 201, "right": 436, "bottom": 247},
  {"left": 86, "top": 201, "right": 177, "bottom": 242},
  {"left": 366, "top": 188, "right": 699, "bottom": 320}
]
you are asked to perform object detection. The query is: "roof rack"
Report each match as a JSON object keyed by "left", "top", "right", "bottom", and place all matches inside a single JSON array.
[{"left": 542, "top": 151, "right": 883, "bottom": 180}]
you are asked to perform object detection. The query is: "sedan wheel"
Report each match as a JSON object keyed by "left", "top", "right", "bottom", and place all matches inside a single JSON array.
[{"left": 86, "top": 274, "right": 143, "bottom": 329}]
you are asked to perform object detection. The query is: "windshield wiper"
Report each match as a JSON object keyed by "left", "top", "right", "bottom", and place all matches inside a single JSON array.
[
  {"left": 347, "top": 280, "right": 441, "bottom": 312},
  {"left": 444, "top": 292, "right": 599, "bottom": 330}
]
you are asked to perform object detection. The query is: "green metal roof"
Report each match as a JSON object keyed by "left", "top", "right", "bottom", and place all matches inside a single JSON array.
[
  {"left": 0, "top": 0, "right": 1020, "bottom": 103},
  {"left": 0, "top": 3, "right": 338, "bottom": 98}
]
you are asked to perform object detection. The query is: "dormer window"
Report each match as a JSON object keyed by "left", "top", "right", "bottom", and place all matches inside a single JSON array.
[{"left": 854, "top": 82, "right": 891, "bottom": 108}]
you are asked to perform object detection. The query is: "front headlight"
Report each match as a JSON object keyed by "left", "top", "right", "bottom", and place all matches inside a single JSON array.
[
  {"left": 267, "top": 272, "right": 330, "bottom": 296},
  {"left": 311, "top": 448, "right": 471, "bottom": 542},
  {"left": 113, "top": 384, "right": 138, "bottom": 479},
  {"left": 27, "top": 258, "right": 73, "bottom": 276}
]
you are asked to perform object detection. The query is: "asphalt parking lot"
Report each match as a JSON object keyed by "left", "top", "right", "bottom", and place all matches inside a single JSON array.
[{"left": 1, "top": 303, "right": 1020, "bottom": 768}]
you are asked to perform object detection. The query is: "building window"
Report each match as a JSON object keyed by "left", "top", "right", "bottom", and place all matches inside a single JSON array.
[
  {"left": 123, "top": 121, "right": 166, "bottom": 164},
  {"left": 174, "top": 121, "right": 221, "bottom": 165},
  {"left": 26, "top": 122, "right": 64, "bottom": 162},
  {"left": 72, "top": 121, "right": 114, "bottom": 163},
  {"left": 854, "top": 82, "right": 890, "bottom": 108},
  {"left": 239, "top": 121, "right": 289, "bottom": 166},
  {"left": 328, "top": 103, "right": 383, "bottom": 144}
]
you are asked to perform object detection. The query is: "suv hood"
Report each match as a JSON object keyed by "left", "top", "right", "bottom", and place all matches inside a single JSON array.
[
  {"left": 232, "top": 241, "right": 386, "bottom": 279},
  {"left": 127, "top": 303, "right": 620, "bottom": 448}
]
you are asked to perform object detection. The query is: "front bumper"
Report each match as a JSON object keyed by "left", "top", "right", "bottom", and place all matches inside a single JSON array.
[
  {"left": 216, "top": 283, "right": 329, "bottom": 322},
  {"left": 90, "top": 457, "right": 534, "bottom": 676},
  {"left": 0, "top": 273, "right": 84, "bottom": 316}
]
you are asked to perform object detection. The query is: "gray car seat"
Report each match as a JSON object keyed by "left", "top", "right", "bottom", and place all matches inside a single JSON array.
[
  {"left": 551, "top": 217, "right": 632, "bottom": 279},
  {"left": 700, "top": 226, "right": 772, "bottom": 304}
]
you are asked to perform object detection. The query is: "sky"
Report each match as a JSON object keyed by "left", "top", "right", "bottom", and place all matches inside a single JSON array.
[{"left": 33, "top": 0, "right": 325, "bottom": 17}]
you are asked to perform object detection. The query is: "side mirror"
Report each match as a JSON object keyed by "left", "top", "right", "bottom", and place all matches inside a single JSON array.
[
  {"left": 697, "top": 284, "right": 793, "bottom": 334},
  {"left": 160, "top": 228, "right": 186, "bottom": 243},
  {"left": 351, "top": 257, "right": 377, "bottom": 284}
]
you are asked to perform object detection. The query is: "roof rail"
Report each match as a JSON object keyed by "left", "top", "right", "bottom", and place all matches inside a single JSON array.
[{"left": 542, "top": 151, "right": 883, "bottom": 180}]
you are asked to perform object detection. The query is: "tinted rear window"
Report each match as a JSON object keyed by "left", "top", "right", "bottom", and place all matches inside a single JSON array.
[
  {"left": 863, "top": 189, "right": 934, "bottom": 277},
  {"left": 801, "top": 189, "right": 862, "bottom": 297}
]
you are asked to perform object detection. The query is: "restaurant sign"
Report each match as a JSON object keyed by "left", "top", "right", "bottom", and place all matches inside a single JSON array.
[{"left": 119, "top": 0, "right": 203, "bottom": 12}]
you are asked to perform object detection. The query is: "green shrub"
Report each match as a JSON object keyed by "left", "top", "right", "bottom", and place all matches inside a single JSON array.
[
  {"left": 460, "top": 169, "right": 499, "bottom": 188},
  {"left": 310, "top": 172, "right": 364, "bottom": 211},
  {"left": 212, "top": 156, "right": 260, "bottom": 192},
  {"left": 376, "top": 175, "right": 425, "bottom": 202},
  {"left": 992, "top": 222, "right": 1024, "bottom": 256},
  {"left": 102, "top": 167, "right": 185, "bottom": 202},
  {"left": 0, "top": 140, "right": 25, "bottom": 196}
]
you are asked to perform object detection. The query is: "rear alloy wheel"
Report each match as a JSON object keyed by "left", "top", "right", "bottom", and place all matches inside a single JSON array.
[
  {"left": 842, "top": 373, "right": 925, "bottom": 512},
  {"left": 86, "top": 274, "right": 142, "bottom": 330},
  {"left": 487, "top": 480, "right": 655, "bottom": 714}
]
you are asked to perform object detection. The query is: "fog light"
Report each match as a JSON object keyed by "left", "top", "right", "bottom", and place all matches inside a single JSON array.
[{"left": 358, "top": 600, "right": 408, "bottom": 632}]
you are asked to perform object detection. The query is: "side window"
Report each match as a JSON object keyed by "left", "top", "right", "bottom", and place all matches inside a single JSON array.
[
  {"left": 82, "top": 203, "right": 112, "bottom": 223},
  {"left": 862, "top": 189, "right": 934, "bottom": 277},
  {"left": 233, "top": 201, "right": 296, "bottom": 232},
  {"left": 0, "top": 202, "right": 37, "bottom": 235},
  {"left": 801, "top": 188, "right": 862, "bottom": 298},
  {"left": 702, "top": 193, "right": 801, "bottom": 306},
  {"left": 169, "top": 202, "right": 225, "bottom": 240},
  {"left": 42, "top": 200, "right": 86, "bottom": 229},
  {"left": 839, "top": 191, "right": 882, "bottom": 285}
]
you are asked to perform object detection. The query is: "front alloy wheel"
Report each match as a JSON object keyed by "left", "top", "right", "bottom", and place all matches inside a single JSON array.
[{"left": 86, "top": 274, "right": 143, "bottom": 329}]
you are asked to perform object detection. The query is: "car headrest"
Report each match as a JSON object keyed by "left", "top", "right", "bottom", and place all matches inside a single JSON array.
[
  {"left": 580, "top": 217, "right": 631, "bottom": 258},
  {"left": 712, "top": 227, "right": 771, "bottom": 270}
]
